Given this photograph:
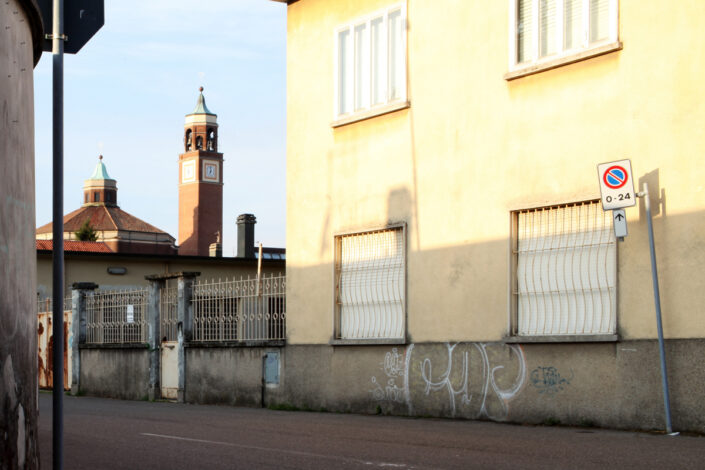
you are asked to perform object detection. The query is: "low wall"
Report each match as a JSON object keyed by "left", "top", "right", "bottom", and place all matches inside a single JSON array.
[
  {"left": 77, "top": 339, "right": 705, "bottom": 433},
  {"left": 185, "top": 345, "right": 283, "bottom": 407},
  {"left": 265, "top": 340, "right": 705, "bottom": 433},
  {"left": 79, "top": 346, "right": 150, "bottom": 400}
]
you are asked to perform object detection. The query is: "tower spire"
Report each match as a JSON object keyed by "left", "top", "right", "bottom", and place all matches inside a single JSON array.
[{"left": 191, "top": 86, "right": 214, "bottom": 115}]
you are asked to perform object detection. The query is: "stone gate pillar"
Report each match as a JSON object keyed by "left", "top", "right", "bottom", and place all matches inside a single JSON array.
[
  {"left": 70, "top": 282, "right": 98, "bottom": 395},
  {"left": 144, "top": 277, "right": 164, "bottom": 401}
]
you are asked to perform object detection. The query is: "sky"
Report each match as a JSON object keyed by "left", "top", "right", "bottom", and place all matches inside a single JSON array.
[{"left": 33, "top": 0, "right": 287, "bottom": 256}]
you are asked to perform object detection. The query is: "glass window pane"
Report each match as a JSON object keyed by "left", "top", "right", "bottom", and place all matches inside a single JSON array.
[
  {"left": 540, "top": 0, "right": 558, "bottom": 57},
  {"left": 388, "top": 9, "right": 404, "bottom": 101},
  {"left": 517, "top": 0, "right": 533, "bottom": 63},
  {"left": 590, "top": 0, "right": 609, "bottom": 42},
  {"left": 371, "top": 17, "right": 385, "bottom": 105},
  {"left": 563, "top": 0, "right": 582, "bottom": 50},
  {"left": 354, "top": 23, "right": 369, "bottom": 111},
  {"left": 338, "top": 29, "right": 351, "bottom": 115}
]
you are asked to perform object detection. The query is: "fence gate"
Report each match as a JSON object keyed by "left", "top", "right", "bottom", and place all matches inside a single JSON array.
[
  {"left": 37, "top": 298, "right": 72, "bottom": 390},
  {"left": 160, "top": 280, "right": 179, "bottom": 400}
]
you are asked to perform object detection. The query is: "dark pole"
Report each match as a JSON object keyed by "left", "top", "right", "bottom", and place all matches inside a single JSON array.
[
  {"left": 642, "top": 183, "right": 674, "bottom": 434},
  {"left": 51, "top": 0, "right": 65, "bottom": 468}
]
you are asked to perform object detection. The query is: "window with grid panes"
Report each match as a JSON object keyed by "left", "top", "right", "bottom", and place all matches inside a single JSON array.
[
  {"left": 335, "top": 3, "right": 406, "bottom": 120},
  {"left": 334, "top": 226, "right": 405, "bottom": 340},
  {"left": 512, "top": 0, "right": 617, "bottom": 70},
  {"left": 512, "top": 201, "right": 617, "bottom": 337}
]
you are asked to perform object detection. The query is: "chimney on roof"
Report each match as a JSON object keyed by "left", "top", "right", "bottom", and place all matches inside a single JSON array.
[
  {"left": 209, "top": 242, "right": 222, "bottom": 258},
  {"left": 236, "top": 214, "right": 256, "bottom": 258},
  {"left": 209, "top": 230, "right": 222, "bottom": 257}
]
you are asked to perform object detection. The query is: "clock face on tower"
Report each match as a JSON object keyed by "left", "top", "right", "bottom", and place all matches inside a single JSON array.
[
  {"left": 181, "top": 160, "right": 196, "bottom": 183},
  {"left": 203, "top": 160, "right": 219, "bottom": 182}
]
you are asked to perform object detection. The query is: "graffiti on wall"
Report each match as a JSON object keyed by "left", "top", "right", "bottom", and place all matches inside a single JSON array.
[
  {"left": 370, "top": 347, "right": 409, "bottom": 404},
  {"left": 371, "top": 343, "right": 527, "bottom": 420},
  {"left": 530, "top": 366, "right": 573, "bottom": 395}
]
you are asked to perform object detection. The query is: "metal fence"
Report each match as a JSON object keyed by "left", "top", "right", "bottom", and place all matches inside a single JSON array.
[
  {"left": 160, "top": 281, "right": 178, "bottom": 341},
  {"left": 85, "top": 288, "right": 149, "bottom": 344},
  {"left": 192, "top": 275, "right": 286, "bottom": 342},
  {"left": 36, "top": 296, "right": 73, "bottom": 315}
]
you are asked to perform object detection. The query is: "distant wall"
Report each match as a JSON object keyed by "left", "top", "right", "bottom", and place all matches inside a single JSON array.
[{"left": 36, "top": 253, "right": 285, "bottom": 299}]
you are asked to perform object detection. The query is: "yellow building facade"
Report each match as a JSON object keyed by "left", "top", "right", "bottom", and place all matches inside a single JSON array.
[{"left": 279, "top": 0, "right": 705, "bottom": 432}]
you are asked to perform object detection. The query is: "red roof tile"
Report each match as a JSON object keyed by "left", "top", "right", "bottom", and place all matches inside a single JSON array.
[
  {"left": 36, "top": 240, "right": 113, "bottom": 253},
  {"left": 36, "top": 205, "right": 172, "bottom": 236}
]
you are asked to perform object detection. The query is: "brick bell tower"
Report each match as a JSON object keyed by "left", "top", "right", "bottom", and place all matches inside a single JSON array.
[{"left": 178, "top": 87, "right": 223, "bottom": 256}]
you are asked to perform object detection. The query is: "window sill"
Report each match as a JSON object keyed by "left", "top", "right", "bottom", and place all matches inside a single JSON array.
[
  {"left": 330, "top": 338, "right": 406, "bottom": 346},
  {"left": 332, "top": 101, "right": 410, "bottom": 128},
  {"left": 504, "top": 41, "right": 623, "bottom": 81},
  {"left": 504, "top": 334, "right": 619, "bottom": 344}
]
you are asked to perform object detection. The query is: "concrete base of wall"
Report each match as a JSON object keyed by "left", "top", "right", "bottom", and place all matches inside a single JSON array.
[
  {"left": 77, "top": 339, "right": 705, "bottom": 434},
  {"left": 80, "top": 347, "right": 150, "bottom": 401}
]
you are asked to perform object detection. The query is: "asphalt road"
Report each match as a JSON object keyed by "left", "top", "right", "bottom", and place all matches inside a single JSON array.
[{"left": 38, "top": 393, "right": 704, "bottom": 469}]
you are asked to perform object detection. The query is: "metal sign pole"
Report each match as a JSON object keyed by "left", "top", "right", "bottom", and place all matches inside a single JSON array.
[
  {"left": 51, "top": 0, "right": 65, "bottom": 468},
  {"left": 641, "top": 183, "right": 674, "bottom": 434}
]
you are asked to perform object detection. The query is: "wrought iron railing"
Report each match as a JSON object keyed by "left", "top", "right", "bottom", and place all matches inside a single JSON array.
[
  {"left": 36, "top": 295, "right": 73, "bottom": 315},
  {"left": 192, "top": 275, "right": 286, "bottom": 342},
  {"left": 85, "top": 288, "right": 149, "bottom": 344},
  {"left": 160, "top": 282, "right": 178, "bottom": 341}
]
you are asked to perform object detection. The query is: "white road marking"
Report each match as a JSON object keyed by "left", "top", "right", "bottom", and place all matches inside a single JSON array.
[{"left": 140, "top": 433, "right": 414, "bottom": 468}]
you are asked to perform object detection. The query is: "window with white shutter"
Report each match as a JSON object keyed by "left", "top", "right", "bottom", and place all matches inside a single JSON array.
[
  {"left": 511, "top": 201, "right": 617, "bottom": 337},
  {"left": 509, "top": 0, "right": 619, "bottom": 77},
  {"left": 334, "top": 4, "right": 407, "bottom": 124},
  {"left": 334, "top": 226, "right": 406, "bottom": 340}
]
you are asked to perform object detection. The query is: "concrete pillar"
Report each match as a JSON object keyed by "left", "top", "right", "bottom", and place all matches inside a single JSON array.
[
  {"left": 145, "top": 278, "right": 164, "bottom": 401},
  {"left": 0, "top": 1, "right": 44, "bottom": 468},
  {"left": 70, "top": 282, "right": 98, "bottom": 395},
  {"left": 176, "top": 273, "right": 199, "bottom": 402}
]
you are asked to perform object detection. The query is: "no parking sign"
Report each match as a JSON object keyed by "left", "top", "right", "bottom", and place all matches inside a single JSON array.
[{"left": 597, "top": 159, "right": 636, "bottom": 210}]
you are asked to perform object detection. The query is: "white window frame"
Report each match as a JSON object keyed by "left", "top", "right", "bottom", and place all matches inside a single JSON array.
[
  {"left": 506, "top": 0, "right": 621, "bottom": 80},
  {"left": 333, "top": 3, "right": 408, "bottom": 127},
  {"left": 509, "top": 200, "right": 618, "bottom": 340},
  {"left": 332, "top": 224, "right": 406, "bottom": 344}
]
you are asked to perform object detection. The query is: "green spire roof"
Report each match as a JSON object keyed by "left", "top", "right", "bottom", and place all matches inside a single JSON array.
[
  {"left": 89, "top": 155, "right": 112, "bottom": 180},
  {"left": 191, "top": 86, "right": 215, "bottom": 115}
]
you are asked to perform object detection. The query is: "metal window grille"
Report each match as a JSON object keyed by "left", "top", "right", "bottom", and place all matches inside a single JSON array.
[
  {"left": 160, "top": 281, "right": 178, "bottom": 341},
  {"left": 513, "top": 200, "right": 616, "bottom": 336},
  {"left": 192, "top": 275, "right": 286, "bottom": 342},
  {"left": 85, "top": 288, "right": 149, "bottom": 344},
  {"left": 335, "top": 226, "right": 405, "bottom": 340}
]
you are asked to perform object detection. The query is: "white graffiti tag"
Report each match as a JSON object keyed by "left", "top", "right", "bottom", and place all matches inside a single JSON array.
[
  {"left": 371, "top": 343, "right": 526, "bottom": 420},
  {"left": 371, "top": 347, "right": 411, "bottom": 404}
]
